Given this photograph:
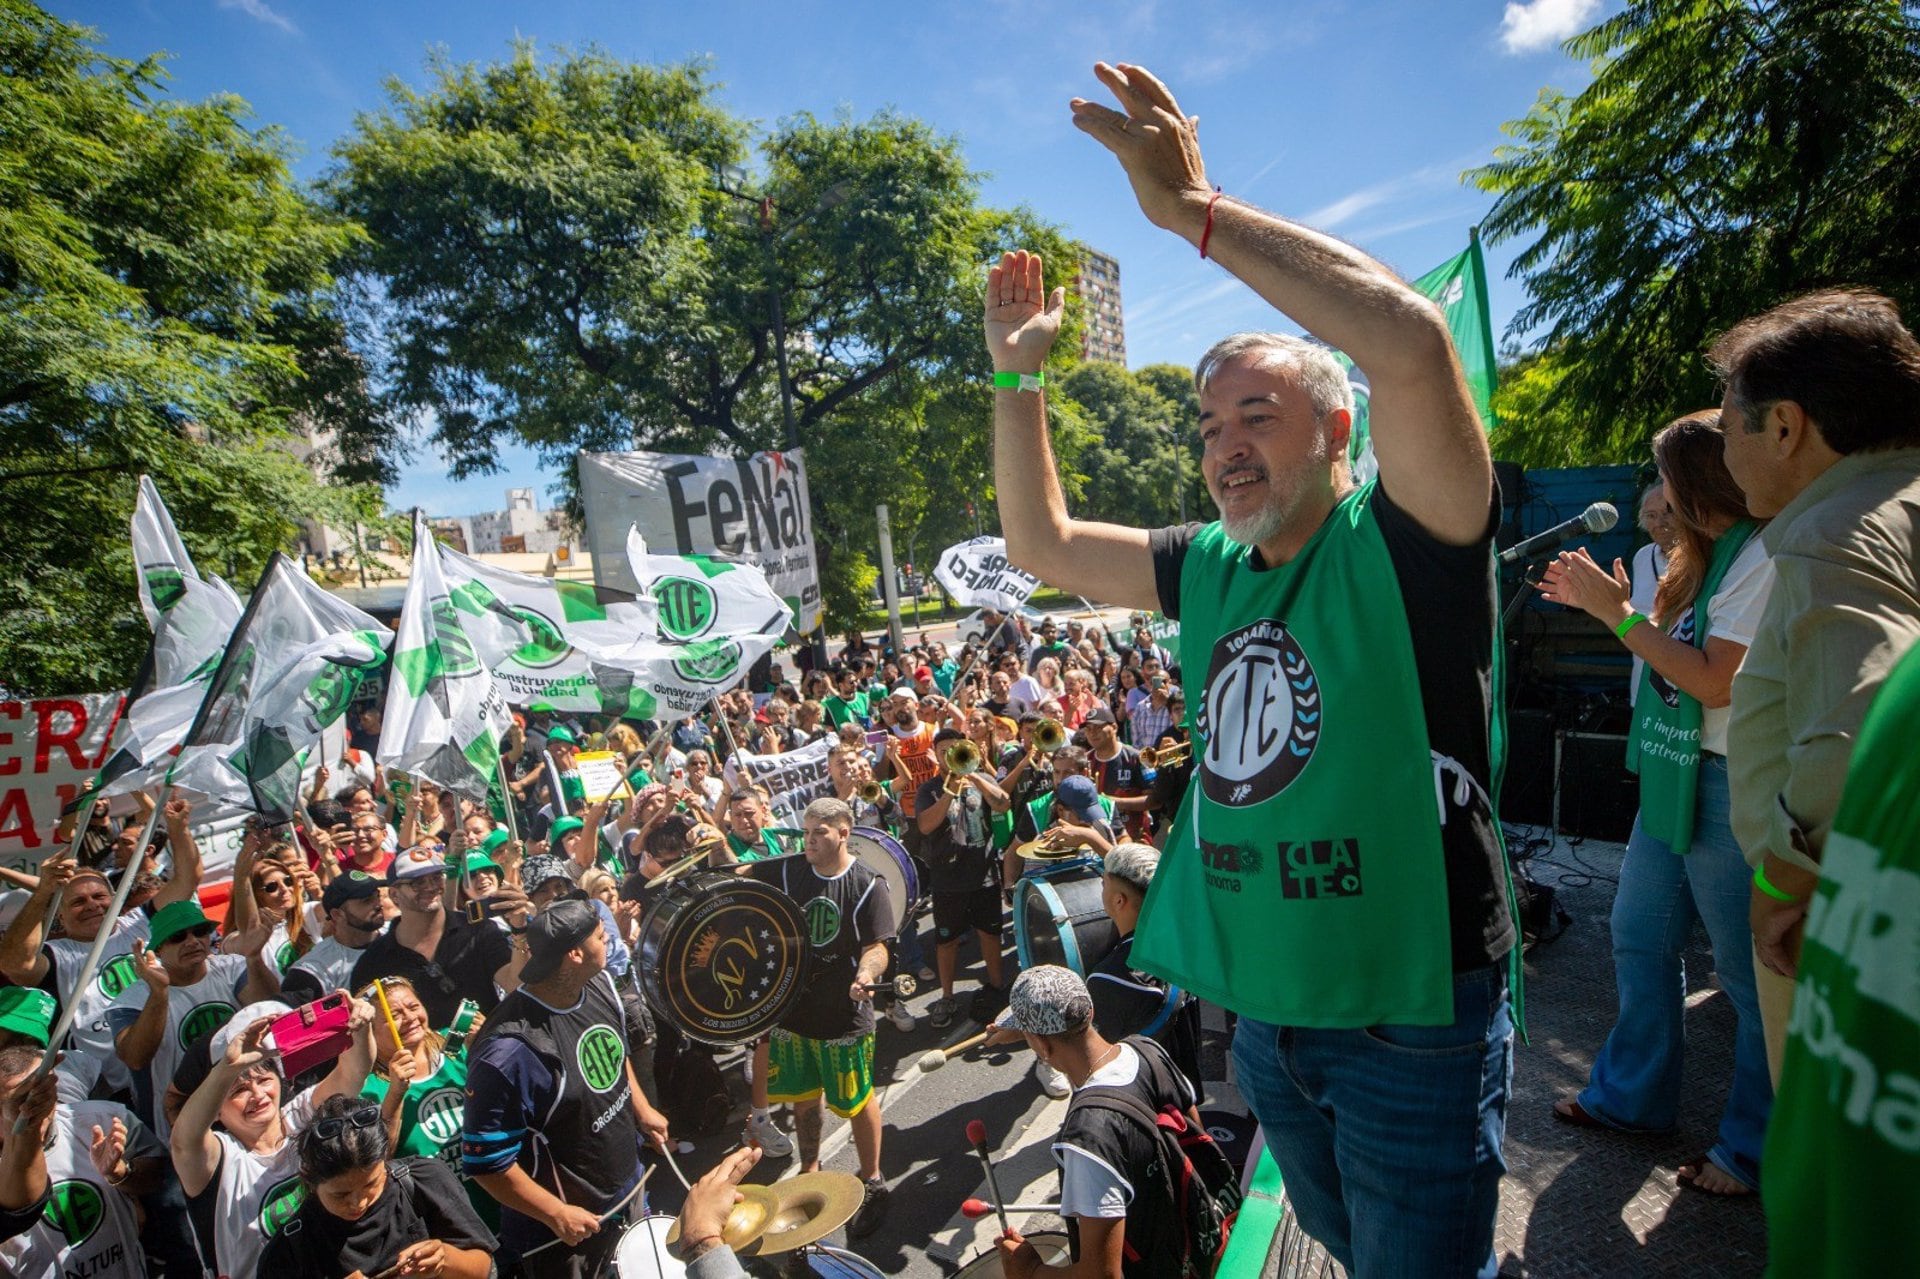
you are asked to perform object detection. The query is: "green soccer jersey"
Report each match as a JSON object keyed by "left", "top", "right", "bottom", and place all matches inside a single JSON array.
[
  {"left": 1763, "top": 638, "right": 1920, "bottom": 1276},
  {"left": 824, "top": 691, "right": 869, "bottom": 728}
]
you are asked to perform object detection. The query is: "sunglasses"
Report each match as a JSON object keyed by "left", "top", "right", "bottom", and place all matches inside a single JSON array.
[
  {"left": 166, "top": 923, "right": 218, "bottom": 944},
  {"left": 306, "top": 1103, "right": 382, "bottom": 1143},
  {"left": 257, "top": 879, "right": 292, "bottom": 893}
]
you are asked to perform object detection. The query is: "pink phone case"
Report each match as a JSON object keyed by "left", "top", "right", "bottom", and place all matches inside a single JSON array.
[{"left": 268, "top": 993, "right": 353, "bottom": 1077}]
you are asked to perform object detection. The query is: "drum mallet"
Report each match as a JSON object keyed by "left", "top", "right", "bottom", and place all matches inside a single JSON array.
[
  {"left": 963, "top": 1198, "right": 1059, "bottom": 1219},
  {"left": 916, "top": 1030, "right": 990, "bottom": 1073},
  {"left": 966, "top": 1118, "right": 1012, "bottom": 1237},
  {"left": 857, "top": 974, "right": 918, "bottom": 999}
]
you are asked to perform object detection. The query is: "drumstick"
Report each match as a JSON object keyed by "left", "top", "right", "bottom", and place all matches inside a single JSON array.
[
  {"left": 515, "top": 1164, "right": 653, "bottom": 1258},
  {"left": 368, "top": 977, "right": 406, "bottom": 1057},
  {"left": 963, "top": 1197, "right": 1060, "bottom": 1219},
  {"left": 916, "top": 1030, "right": 990, "bottom": 1073},
  {"left": 966, "top": 1118, "right": 1012, "bottom": 1237}
]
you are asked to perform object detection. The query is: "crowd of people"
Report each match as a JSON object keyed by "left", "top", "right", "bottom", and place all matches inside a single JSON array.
[{"left": 2, "top": 57, "right": 1915, "bottom": 1279}]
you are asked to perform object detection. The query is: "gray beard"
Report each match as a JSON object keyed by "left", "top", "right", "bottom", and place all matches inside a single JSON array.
[{"left": 1220, "top": 499, "right": 1289, "bottom": 548}]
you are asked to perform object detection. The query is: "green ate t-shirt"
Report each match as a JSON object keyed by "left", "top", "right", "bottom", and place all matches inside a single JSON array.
[
  {"left": 823, "top": 691, "right": 869, "bottom": 728},
  {"left": 361, "top": 1050, "right": 499, "bottom": 1229}
]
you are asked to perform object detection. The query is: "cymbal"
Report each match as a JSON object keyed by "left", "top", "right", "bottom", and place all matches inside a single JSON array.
[
  {"left": 737, "top": 1170, "right": 867, "bottom": 1255},
  {"left": 1015, "top": 829, "right": 1092, "bottom": 861},
  {"left": 665, "top": 1182, "right": 777, "bottom": 1252}
]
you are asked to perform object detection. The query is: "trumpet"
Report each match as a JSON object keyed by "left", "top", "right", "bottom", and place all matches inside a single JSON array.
[
  {"left": 1140, "top": 740, "right": 1192, "bottom": 770},
  {"left": 1025, "top": 718, "right": 1068, "bottom": 765},
  {"left": 942, "top": 740, "right": 983, "bottom": 797},
  {"left": 857, "top": 779, "right": 886, "bottom": 804}
]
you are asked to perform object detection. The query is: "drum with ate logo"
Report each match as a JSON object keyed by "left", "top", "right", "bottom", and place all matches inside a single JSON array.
[{"left": 638, "top": 871, "right": 810, "bottom": 1046}]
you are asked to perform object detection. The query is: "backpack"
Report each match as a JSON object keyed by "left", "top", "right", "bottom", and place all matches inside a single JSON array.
[{"left": 1070, "top": 1037, "right": 1241, "bottom": 1279}]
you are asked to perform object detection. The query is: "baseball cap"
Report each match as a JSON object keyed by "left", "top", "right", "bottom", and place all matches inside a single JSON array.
[
  {"left": 322, "top": 870, "right": 383, "bottom": 911},
  {"left": 210, "top": 999, "right": 294, "bottom": 1063},
  {"left": 387, "top": 845, "right": 447, "bottom": 883},
  {"left": 890, "top": 685, "right": 918, "bottom": 701},
  {"left": 149, "top": 900, "right": 214, "bottom": 948},
  {"left": 1081, "top": 703, "right": 1116, "bottom": 726},
  {"left": 0, "top": 987, "right": 56, "bottom": 1046},
  {"left": 548, "top": 816, "right": 585, "bottom": 843},
  {"left": 462, "top": 851, "right": 505, "bottom": 879},
  {"left": 913, "top": 665, "right": 933, "bottom": 681},
  {"left": 1055, "top": 774, "right": 1103, "bottom": 823},
  {"left": 998, "top": 965, "right": 1094, "bottom": 1036},
  {"left": 521, "top": 854, "right": 576, "bottom": 892},
  {"left": 519, "top": 900, "right": 601, "bottom": 983},
  {"left": 1103, "top": 843, "right": 1160, "bottom": 892}
]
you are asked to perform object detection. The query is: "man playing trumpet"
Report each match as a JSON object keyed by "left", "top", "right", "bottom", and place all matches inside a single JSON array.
[{"left": 916, "top": 729, "right": 1015, "bottom": 1027}]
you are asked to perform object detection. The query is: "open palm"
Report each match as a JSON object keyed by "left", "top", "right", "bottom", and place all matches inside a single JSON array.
[{"left": 983, "top": 250, "right": 1064, "bottom": 374}]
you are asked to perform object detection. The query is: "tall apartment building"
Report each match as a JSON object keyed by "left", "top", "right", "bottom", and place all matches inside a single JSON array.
[
  {"left": 1075, "top": 248, "right": 1127, "bottom": 365},
  {"left": 465, "top": 487, "right": 573, "bottom": 554}
]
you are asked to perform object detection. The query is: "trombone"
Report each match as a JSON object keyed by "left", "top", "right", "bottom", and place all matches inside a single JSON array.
[
  {"left": 1024, "top": 718, "right": 1068, "bottom": 767},
  {"left": 1140, "top": 740, "right": 1192, "bottom": 770},
  {"left": 942, "top": 740, "right": 983, "bottom": 797}
]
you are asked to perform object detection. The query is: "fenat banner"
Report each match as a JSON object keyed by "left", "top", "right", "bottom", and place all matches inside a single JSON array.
[
  {"left": 934, "top": 536, "right": 1041, "bottom": 613},
  {"left": 579, "top": 449, "right": 823, "bottom": 634}
]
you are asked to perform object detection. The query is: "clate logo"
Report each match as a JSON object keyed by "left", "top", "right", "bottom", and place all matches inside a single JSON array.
[
  {"left": 258, "top": 1176, "right": 306, "bottom": 1234},
  {"left": 803, "top": 897, "right": 842, "bottom": 947},
  {"left": 1279, "top": 839, "right": 1364, "bottom": 900},
  {"left": 43, "top": 1179, "right": 103, "bottom": 1248},
  {"left": 655, "top": 577, "right": 719, "bottom": 641},
  {"left": 1197, "top": 620, "right": 1320, "bottom": 807},
  {"left": 416, "top": 1086, "right": 466, "bottom": 1145},
  {"left": 576, "top": 1024, "right": 625, "bottom": 1093},
  {"left": 180, "top": 1002, "right": 236, "bottom": 1050}
]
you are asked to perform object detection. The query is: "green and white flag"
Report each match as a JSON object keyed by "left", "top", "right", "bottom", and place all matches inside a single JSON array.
[
  {"left": 433, "top": 543, "right": 657, "bottom": 717},
  {"left": 232, "top": 629, "right": 389, "bottom": 822},
  {"left": 168, "top": 554, "right": 387, "bottom": 813},
  {"left": 99, "top": 478, "right": 246, "bottom": 796},
  {"left": 1340, "top": 232, "right": 1499, "bottom": 484},
  {"left": 379, "top": 515, "right": 519, "bottom": 802}
]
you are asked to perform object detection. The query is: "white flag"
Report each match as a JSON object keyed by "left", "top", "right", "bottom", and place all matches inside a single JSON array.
[
  {"left": 233, "top": 629, "right": 389, "bottom": 822},
  {"left": 933, "top": 536, "right": 1041, "bottom": 612},
  {"left": 378, "top": 515, "right": 517, "bottom": 801}
]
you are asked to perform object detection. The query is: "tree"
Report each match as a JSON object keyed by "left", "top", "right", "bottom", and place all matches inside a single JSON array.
[
  {"left": 0, "top": 1, "right": 389, "bottom": 695},
  {"left": 325, "top": 43, "right": 1085, "bottom": 630},
  {"left": 1472, "top": 0, "right": 1920, "bottom": 462},
  {"left": 1056, "top": 361, "right": 1215, "bottom": 531}
]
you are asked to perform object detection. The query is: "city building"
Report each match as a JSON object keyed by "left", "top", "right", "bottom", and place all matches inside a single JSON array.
[
  {"left": 1074, "top": 248, "right": 1127, "bottom": 365},
  {"left": 464, "top": 487, "right": 573, "bottom": 555}
]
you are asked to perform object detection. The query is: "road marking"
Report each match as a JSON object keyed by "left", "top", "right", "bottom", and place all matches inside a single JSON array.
[{"left": 928, "top": 1090, "right": 1070, "bottom": 1265}]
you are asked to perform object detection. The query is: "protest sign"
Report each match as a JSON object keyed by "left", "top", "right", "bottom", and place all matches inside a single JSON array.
[
  {"left": 573, "top": 750, "right": 635, "bottom": 803},
  {"left": 0, "top": 694, "right": 126, "bottom": 870},
  {"left": 578, "top": 449, "right": 823, "bottom": 633},
  {"left": 723, "top": 736, "right": 834, "bottom": 826},
  {"left": 934, "top": 537, "right": 1041, "bottom": 613}
]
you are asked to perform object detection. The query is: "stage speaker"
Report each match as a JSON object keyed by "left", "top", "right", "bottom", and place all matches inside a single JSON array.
[
  {"left": 1554, "top": 730, "right": 1638, "bottom": 843},
  {"left": 1501, "top": 709, "right": 1555, "bottom": 827}
]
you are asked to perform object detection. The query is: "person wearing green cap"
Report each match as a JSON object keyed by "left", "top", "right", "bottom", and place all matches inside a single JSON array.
[
  {"left": 108, "top": 900, "right": 280, "bottom": 1141},
  {"left": 0, "top": 793, "right": 206, "bottom": 1101}
]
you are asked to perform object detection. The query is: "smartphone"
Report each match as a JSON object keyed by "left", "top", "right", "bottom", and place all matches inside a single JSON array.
[
  {"left": 265, "top": 993, "right": 353, "bottom": 1078},
  {"left": 463, "top": 898, "right": 514, "bottom": 923},
  {"left": 865, "top": 730, "right": 888, "bottom": 748}
]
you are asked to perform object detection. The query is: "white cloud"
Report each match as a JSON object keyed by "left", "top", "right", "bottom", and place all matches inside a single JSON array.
[
  {"left": 1299, "top": 161, "right": 1468, "bottom": 231},
  {"left": 1499, "top": 0, "right": 1603, "bottom": 54},
  {"left": 217, "top": 0, "right": 299, "bottom": 36}
]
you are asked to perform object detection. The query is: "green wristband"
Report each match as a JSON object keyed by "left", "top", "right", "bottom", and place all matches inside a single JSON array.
[
  {"left": 992, "top": 370, "right": 1045, "bottom": 392},
  {"left": 1615, "top": 612, "right": 1649, "bottom": 640},
  {"left": 1753, "top": 863, "right": 1807, "bottom": 904}
]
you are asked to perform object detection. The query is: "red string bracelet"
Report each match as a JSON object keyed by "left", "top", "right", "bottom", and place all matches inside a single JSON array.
[{"left": 1199, "top": 188, "right": 1224, "bottom": 260}]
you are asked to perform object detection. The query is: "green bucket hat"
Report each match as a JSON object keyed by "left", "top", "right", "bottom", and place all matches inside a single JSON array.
[
  {"left": 149, "top": 900, "right": 214, "bottom": 948},
  {"left": 462, "top": 851, "right": 505, "bottom": 878},
  {"left": 0, "top": 987, "right": 56, "bottom": 1046},
  {"left": 548, "top": 816, "right": 585, "bottom": 842},
  {"left": 545, "top": 725, "right": 577, "bottom": 746},
  {"left": 479, "top": 828, "right": 512, "bottom": 855}
]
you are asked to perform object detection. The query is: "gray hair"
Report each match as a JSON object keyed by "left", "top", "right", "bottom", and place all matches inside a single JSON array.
[
  {"left": 802, "top": 797, "right": 853, "bottom": 828},
  {"left": 1103, "top": 842, "right": 1160, "bottom": 892},
  {"left": 1194, "top": 332, "right": 1355, "bottom": 420}
]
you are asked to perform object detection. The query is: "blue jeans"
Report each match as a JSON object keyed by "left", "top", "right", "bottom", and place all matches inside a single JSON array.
[
  {"left": 1232, "top": 963, "right": 1513, "bottom": 1279},
  {"left": 1578, "top": 754, "right": 1772, "bottom": 1186}
]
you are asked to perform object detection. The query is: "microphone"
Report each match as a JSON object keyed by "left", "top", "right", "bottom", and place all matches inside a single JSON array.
[{"left": 1498, "top": 502, "right": 1619, "bottom": 567}]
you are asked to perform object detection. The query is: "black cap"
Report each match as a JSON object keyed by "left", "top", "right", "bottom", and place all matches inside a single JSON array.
[
  {"left": 322, "top": 870, "right": 383, "bottom": 911},
  {"left": 518, "top": 899, "right": 601, "bottom": 983}
]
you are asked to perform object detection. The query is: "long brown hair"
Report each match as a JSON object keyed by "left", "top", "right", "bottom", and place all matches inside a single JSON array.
[
  {"left": 1650, "top": 411, "right": 1753, "bottom": 626},
  {"left": 249, "top": 857, "right": 313, "bottom": 961}
]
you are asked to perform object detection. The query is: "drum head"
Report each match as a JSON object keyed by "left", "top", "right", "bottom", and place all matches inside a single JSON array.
[
  {"left": 640, "top": 873, "right": 809, "bottom": 1046},
  {"left": 613, "top": 1215, "right": 684, "bottom": 1277},
  {"left": 952, "top": 1230, "right": 1073, "bottom": 1276},
  {"left": 849, "top": 826, "right": 918, "bottom": 933},
  {"left": 803, "top": 1244, "right": 889, "bottom": 1276}
]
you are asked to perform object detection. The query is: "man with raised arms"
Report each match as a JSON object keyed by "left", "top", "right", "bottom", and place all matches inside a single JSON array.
[{"left": 985, "top": 63, "right": 1515, "bottom": 1277}]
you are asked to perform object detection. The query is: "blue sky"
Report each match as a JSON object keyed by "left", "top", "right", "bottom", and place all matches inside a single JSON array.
[{"left": 52, "top": 0, "right": 1609, "bottom": 517}]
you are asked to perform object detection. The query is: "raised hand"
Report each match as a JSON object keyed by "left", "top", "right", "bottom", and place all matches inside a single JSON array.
[
  {"left": 225, "top": 915, "right": 273, "bottom": 959},
  {"left": 130, "top": 940, "right": 169, "bottom": 994},
  {"left": 163, "top": 794, "right": 192, "bottom": 828},
  {"left": 1069, "top": 62, "right": 1211, "bottom": 233},
  {"left": 0, "top": 1070, "right": 58, "bottom": 1146},
  {"left": 1536, "top": 549, "right": 1632, "bottom": 624},
  {"left": 984, "top": 250, "right": 1065, "bottom": 375},
  {"left": 88, "top": 1117, "right": 129, "bottom": 1182}
]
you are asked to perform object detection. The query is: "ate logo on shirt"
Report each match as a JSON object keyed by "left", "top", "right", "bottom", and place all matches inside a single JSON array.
[
  {"left": 803, "top": 897, "right": 842, "bottom": 947},
  {"left": 576, "top": 1025, "right": 625, "bottom": 1093},
  {"left": 1196, "top": 619, "right": 1320, "bottom": 807},
  {"left": 416, "top": 1086, "right": 466, "bottom": 1145},
  {"left": 43, "top": 1179, "right": 103, "bottom": 1248},
  {"left": 258, "top": 1176, "right": 306, "bottom": 1235},
  {"left": 180, "top": 1002, "right": 237, "bottom": 1049},
  {"left": 95, "top": 955, "right": 138, "bottom": 999}
]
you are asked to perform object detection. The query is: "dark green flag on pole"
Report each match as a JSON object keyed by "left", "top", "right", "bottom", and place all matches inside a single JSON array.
[{"left": 1339, "top": 229, "right": 1499, "bottom": 481}]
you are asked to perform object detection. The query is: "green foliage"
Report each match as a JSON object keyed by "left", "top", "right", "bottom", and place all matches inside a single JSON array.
[
  {"left": 324, "top": 43, "right": 1086, "bottom": 634},
  {"left": 1056, "top": 361, "right": 1215, "bottom": 528},
  {"left": 0, "top": 1, "right": 388, "bottom": 695},
  {"left": 1472, "top": 0, "right": 1920, "bottom": 462}
]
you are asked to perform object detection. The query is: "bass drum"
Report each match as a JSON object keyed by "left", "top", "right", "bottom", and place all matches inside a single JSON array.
[
  {"left": 1014, "top": 861, "right": 1118, "bottom": 977},
  {"left": 849, "top": 826, "right": 920, "bottom": 934},
  {"left": 639, "top": 871, "right": 810, "bottom": 1046},
  {"left": 953, "top": 1231, "right": 1073, "bottom": 1275},
  {"left": 612, "top": 1215, "right": 683, "bottom": 1276}
]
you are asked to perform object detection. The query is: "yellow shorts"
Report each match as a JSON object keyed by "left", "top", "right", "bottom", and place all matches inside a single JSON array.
[{"left": 765, "top": 1029, "right": 877, "bottom": 1117}]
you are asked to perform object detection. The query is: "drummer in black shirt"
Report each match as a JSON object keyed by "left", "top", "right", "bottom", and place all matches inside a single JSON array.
[
  {"left": 1089, "top": 843, "right": 1202, "bottom": 1093},
  {"left": 746, "top": 798, "right": 896, "bottom": 1239}
]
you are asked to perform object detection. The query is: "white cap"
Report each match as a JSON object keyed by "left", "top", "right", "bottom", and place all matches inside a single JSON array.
[{"left": 209, "top": 1000, "right": 294, "bottom": 1062}]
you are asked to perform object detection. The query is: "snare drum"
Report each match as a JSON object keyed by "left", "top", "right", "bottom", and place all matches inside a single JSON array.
[
  {"left": 953, "top": 1230, "right": 1073, "bottom": 1275},
  {"left": 639, "top": 871, "right": 810, "bottom": 1046},
  {"left": 1014, "top": 862, "right": 1118, "bottom": 977},
  {"left": 612, "top": 1215, "right": 683, "bottom": 1276},
  {"left": 796, "top": 1245, "right": 888, "bottom": 1276},
  {"left": 849, "top": 826, "right": 920, "bottom": 934}
]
